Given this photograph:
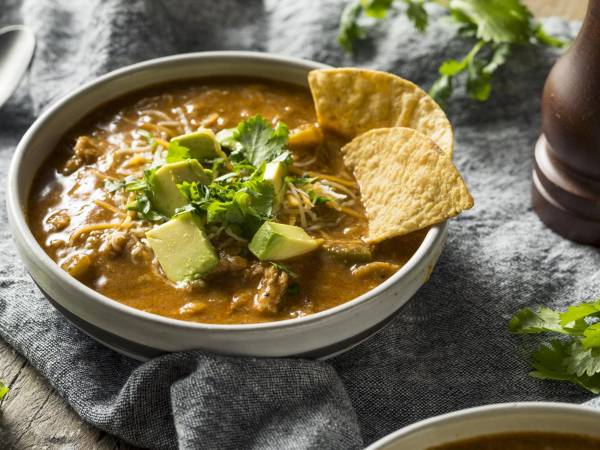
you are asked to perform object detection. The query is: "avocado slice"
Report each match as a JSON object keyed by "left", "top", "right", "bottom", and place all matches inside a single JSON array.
[
  {"left": 146, "top": 212, "right": 218, "bottom": 282},
  {"left": 170, "top": 128, "right": 227, "bottom": 161},
  {"left": 149, "top": 160, "right": 211, "bottom": 217},
  {"left": 264, "top": 161, "right": 287, "bottom": 205},
  {"left": 249, "top": 221, "right": 321, "bottom": 261}
]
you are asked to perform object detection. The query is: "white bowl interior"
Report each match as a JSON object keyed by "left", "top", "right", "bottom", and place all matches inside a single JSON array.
[{"left": 368, "top": 403, "right": 600, "bottom": 450}]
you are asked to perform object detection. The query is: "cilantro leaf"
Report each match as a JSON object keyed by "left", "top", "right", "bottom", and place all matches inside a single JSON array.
[
  {"left": 564, "top": 342, "right": 600, "bottom": 378},
  {"left": 429, "top": 75, "right": 453, "bottom": 103},
  {"left": 271, "top": 262, "right": 299, "bottom": 278},
  {"left": 126, "top": 192, "right": 166, "bottom": 223},
  {"left": 466, "top": 58, "right": 492, "bottom": 101},
  {"left": 104, "top": 176, "right": 149, "bottom": 193},
  {"left": 178, "top": 163, "right": 277, "bottom": 238},
  {"left": 582, "top": 323, "right": 600, "bottom": 350},
  {"left": 338, "top": 0, "right": 569, "bottom": 102},
  {"left": 510, "top": 298, "right": 600, "bottom": 394},
  {"left": 448, "top": 0, "right": 532, "bottom": 44},
  {"left": 533, "top": 24, "right": 569, "bottom": 48},
  {"left": 404, "top": 0, "right": 428, "bottom": 31},
  {"left": 232, "top": 116, "right": 290, "bottom": 167},
  {"left": 166, "top": 141, "right": 190, "bottom": 163},
  {"left": 338, "top": 1, "right": 367, "bottom": 52},
  {"left": 530, "top": 340, "right": 600, "bottom": 394},
  {"left": 0, "top": 381, "right": 8, "bottom": 400},
  {"left": 508, "top": 307, "right": 565, "bottom": 334},
  {"left": 559, "top": 300, "right": 600, "bottom": 326},
  {"left": 361, "top": 0, "right": 393, "bottom": 19}
]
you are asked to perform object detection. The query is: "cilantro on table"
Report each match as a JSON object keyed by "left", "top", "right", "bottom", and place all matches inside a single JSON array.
[
  {"left": 509, "top": 298, "right": 600, "bottom": 394},
  {"left": 338, "top": 0, "right": 569, "bottom": 102},
  {"left": 0, "top": 381, "right": 8, "bottom": 401}
]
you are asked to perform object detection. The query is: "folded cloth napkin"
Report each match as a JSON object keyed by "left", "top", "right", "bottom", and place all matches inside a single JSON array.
[{"left": 0, "top": 0, "right": 597, "bottom": 448}]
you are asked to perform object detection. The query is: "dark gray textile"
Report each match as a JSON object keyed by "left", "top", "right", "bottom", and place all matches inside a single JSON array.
[{"left": 0, "top": 1, "right": 597, "bottom": 449}]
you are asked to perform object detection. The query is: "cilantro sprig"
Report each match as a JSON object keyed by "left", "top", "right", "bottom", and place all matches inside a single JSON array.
[
  {"left": 222, "top": 115, "right": 291, "bottom": 167},
  {"left": 510, "top": 299, "right": 600, "bottom": 394},
  {"left": 178, "top": 164, "right": 276, "bottom": 238},
  {"left": 176, "top": 115, "right": 291, "bottom": 238},
  {"left": 338, "top": 0, "right": 568, "bottom": 102}
]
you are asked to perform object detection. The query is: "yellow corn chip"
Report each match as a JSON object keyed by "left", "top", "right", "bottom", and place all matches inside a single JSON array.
[
  {"left": 308, "top": 68, "right": 454, "bottom": 157},
  {"left": 341, "top": 127, "right": 473, "bottom": 243}
]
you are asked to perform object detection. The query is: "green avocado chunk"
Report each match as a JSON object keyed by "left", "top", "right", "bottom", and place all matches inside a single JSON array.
[
  {"left": 146, "top": 212, "right": 218, "bottom": 282},
  {"left": 149, "top": 160, "right": 211, "bottom": 217},
  {"left": 249, "top": 221, "right": 321, "bottom": 261},
  {"left": 263, "top": 161, "right": 287, "bottom": 205},
  {"left": 170, "top": 128, "right": 227, "bottom": 161}
]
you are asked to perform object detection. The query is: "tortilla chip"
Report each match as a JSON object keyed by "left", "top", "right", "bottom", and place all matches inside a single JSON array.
[
  {"left": 308, "top": 68, "right": 454, "bottom": 157},
  {"left": 341, "top": 127, "right": 473, "bottom": 243}
]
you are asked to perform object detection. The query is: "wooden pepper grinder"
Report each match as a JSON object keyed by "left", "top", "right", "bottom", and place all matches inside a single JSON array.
[{"left": 532, "top": 0, "right": 600, "bottom": 247}]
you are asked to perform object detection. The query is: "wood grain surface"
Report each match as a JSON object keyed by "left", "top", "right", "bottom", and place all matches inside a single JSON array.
[{"left": 0, "top": 2, "right": 588, "bottom": 449}]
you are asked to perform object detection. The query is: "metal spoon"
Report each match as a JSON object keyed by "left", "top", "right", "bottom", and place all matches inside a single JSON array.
[{"left": 0, "top": 25, "right": 35, "bottom": 109}]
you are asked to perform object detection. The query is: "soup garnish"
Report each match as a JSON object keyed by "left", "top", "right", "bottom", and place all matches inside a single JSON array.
[{"left": 29, "top": 70, "right": 472, "bottom": 324}]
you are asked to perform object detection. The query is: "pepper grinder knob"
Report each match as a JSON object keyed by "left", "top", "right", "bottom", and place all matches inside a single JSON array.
[{"left": 532, "top": 0, "right": 600, "bottom": 246}]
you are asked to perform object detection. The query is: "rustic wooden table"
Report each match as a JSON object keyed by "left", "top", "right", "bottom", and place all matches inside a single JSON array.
[{"left": 0, "top": 1, "right": 588, "bottom": 449}]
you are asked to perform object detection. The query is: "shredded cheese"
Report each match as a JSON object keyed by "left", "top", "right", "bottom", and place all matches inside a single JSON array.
[
  {"left": 289, "top": 167, "right": 357, "bottom": 188},
  {"left": 93, "top": 200, "right": 126, "bottom": 217},
  {"left": 70, "top": 222, "right": 133, "bottom": 244},
  {"left": 122, "top": 155, "right": 151, "bottom": 168}
]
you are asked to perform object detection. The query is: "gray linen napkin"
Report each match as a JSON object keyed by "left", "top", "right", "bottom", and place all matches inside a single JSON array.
[{"left": 1, "top": 0, "right": 598, "bottom": 449}]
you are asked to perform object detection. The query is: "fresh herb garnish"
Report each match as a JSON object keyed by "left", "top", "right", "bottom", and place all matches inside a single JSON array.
[
  {"left": 271, "top": 262, "right": 299, "bottom": 278},
  {"left": 510, "top": 299, "right": 600, "bottom": 394},
  {"left": 228, "top": 115, "right": 291, "bottom": 167},
  {"left": 166, "top": 140, "right": 191, "bottom": 163},
  {"left": 178, "top": 163, "right": 276, "bottom": 238},
  {"left": 125, "top": 168, "right": 167, "bottom": 222},
  {"left": 338, "top": 0, "right": 568, "bottom": 102},
  {"left": 126, "top": 191, "right": 167, "bottom": 222},
  {"left": 104, "top": 176, "right": 148, "bottom": 193},
  {"left": 0, "top": 381, "right": 8, "bottom": 400}
]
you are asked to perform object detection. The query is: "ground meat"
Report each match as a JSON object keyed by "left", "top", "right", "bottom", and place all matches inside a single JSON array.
[
  {"left": 210, "top": 252, "right": 249, "bottom": 276},
  {"left": 351, "top": 261, "right": 401, "bottom": 280},
  {"left": 252, "top": 265, "right": 289, "bottom": 314},
  {"left": 62, "top": 136, "right": 101, "bottom": 174},
  {"left": 74, "top": 136, "right": 101, "bottom": 163},
  {"left": 45, "top": 210, "right": 70, "bottom": 232},
  {"left": 179, "top": 301, "right": 207, "bottom": 316}
]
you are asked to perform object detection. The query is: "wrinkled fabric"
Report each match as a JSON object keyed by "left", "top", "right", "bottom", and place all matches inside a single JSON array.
[{"left": 0, "top": 1, "right": 596, "bottom": 449}]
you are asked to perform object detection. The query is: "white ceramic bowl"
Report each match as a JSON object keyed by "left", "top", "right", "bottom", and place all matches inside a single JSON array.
[
  {"left": 366, "top": 402, "right": 600, "bottom": 450},
  {"left": 7, "top": 51, "right": 447, "bottom": 360}
]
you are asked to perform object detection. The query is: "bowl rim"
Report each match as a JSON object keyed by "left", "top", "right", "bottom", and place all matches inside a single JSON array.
[
  {"left": 8, "top": 50, "right": 447, "bottom": 331},
  {"left": 364, "top": 401, "right": 600, "bottom": 449}
]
